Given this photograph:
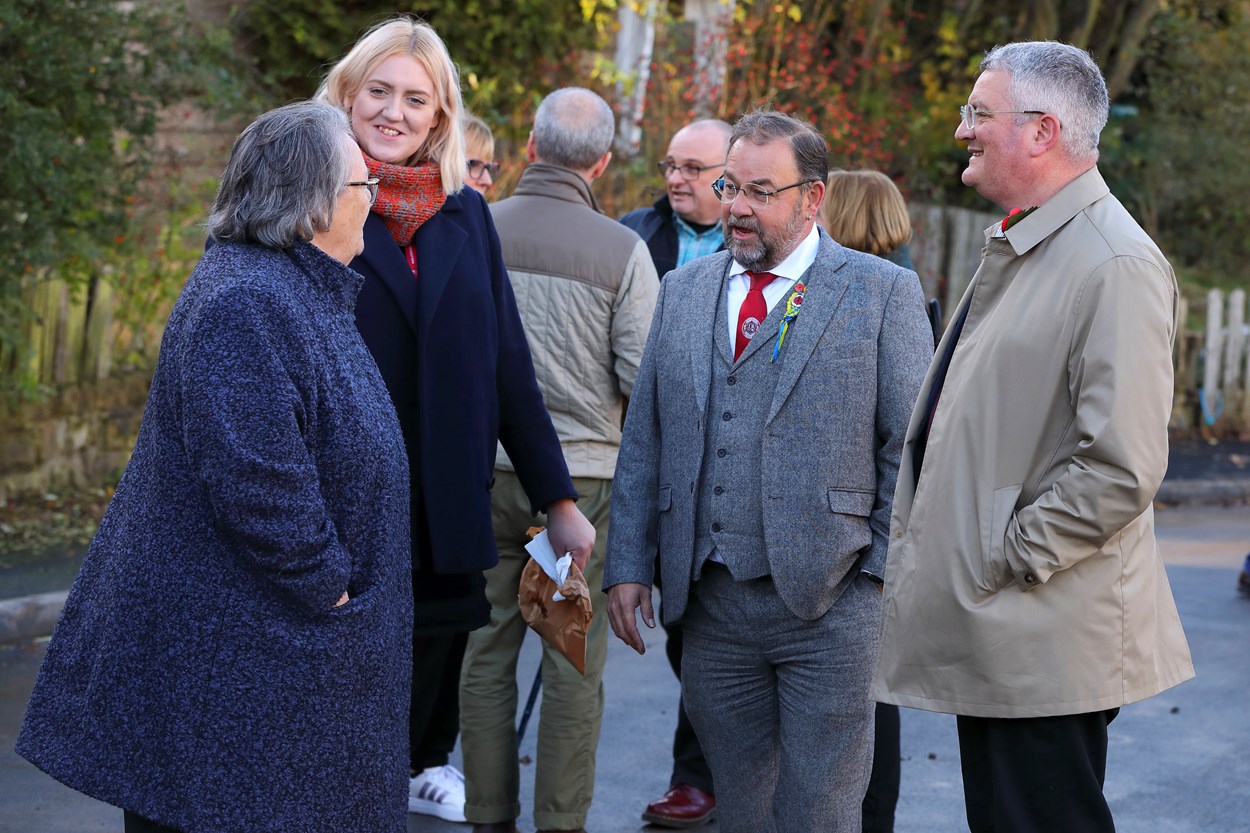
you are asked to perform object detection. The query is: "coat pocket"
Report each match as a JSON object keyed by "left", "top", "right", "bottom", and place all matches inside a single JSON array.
[
  {"left": 980, "top": 483, "right": 1023, "bottom": 592},
  {"left": 657, "top": 485, "right": 673, "bottom": 511},
  {"left": 823, "top": 488, "right": 875, "bottom": 559},
  {"left": 827, "top": 488, "right": 875, "bottom": 516}
]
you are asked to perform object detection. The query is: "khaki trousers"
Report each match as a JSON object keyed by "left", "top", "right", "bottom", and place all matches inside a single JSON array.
[{"left": 460, "top": 470, "right": 610, "bottom": 830}]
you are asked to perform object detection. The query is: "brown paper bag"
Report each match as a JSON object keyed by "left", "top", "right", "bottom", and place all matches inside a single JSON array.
[{"left": 518, "top": 556, "right": 594, "bottom": 676}]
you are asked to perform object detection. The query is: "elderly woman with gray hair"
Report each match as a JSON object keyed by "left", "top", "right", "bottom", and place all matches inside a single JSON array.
[{"left": 16, "top": 101, "right": 413, "bottom": 833}]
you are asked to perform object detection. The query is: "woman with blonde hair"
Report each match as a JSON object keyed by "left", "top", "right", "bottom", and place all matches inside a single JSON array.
[
  {"left": 318, "top": 17, "right": 594, "bottom": 825},
  {"left": 823, "top": 169, "right": 914, "bottom": 269},
  {"left": 463, "top": 111, "right": 500, "bottom": 196}
]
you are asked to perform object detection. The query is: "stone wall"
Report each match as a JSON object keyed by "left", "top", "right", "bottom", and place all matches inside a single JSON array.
[{"left": 0, "top": 374, "right": 150, "bottom": 503}]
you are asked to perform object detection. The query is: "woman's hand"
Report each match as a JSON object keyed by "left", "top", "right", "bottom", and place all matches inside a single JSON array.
[{"left": 544, "top": 498, "right": 596, "bottom": 572}]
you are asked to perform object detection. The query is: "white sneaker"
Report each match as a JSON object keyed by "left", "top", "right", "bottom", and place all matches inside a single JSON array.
[{"left": 408, "top": 764, "right": 467, "bottom": 821}]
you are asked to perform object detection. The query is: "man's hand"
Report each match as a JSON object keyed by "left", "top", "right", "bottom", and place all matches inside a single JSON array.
[
  {"left": 607, "top": 582, "right": 655, "bottom": 655},
  {"left": 545, "top": 498, "right": 595, "bottom": 571}
]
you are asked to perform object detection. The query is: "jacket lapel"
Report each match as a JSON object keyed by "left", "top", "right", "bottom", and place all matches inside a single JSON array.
[
  {"left": 690, "top": 256, "right": 731, "bottom": 420},
  {"left": 358, "top": 215, "right": 420, "bottom": 339},
  {"left": 765, "top": 233, "right": 851, "bottom": 425},
  {"left": 414, "top": 199, "right": 468, "bottom": 349}
]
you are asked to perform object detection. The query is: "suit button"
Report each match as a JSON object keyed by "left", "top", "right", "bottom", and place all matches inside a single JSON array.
[
  {"left": 1025, "top": 573, "right": 1037, "bottom": 585},
  {"left": 711, "top": 522, "right": 722, "bottom": 532},
  {"left": 727, "top": 375, "right": 737, "bottom": 386},
  {"left": 717, "top": 448, "right": 727, "bottom": 458},
  {"left": 893, "top": 529, "right": 903, "bottom": 539},
  {"left": 714, "top": 486, "right": 724, "bottom": 495},
  {"left": 722, "top": 411, "right": 732, "bottom": 421}
]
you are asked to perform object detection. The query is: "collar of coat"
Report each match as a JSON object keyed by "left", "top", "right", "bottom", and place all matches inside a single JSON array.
[
  {"left": 510, "top": 162, "right": 601, "bottom": 214},
  {"left": 995, "top": 166, "right": 1111, "bottom": 256}
]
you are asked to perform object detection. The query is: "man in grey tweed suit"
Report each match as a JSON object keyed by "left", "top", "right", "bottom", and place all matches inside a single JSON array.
[{"left": 605, "top": 110, "right": 932, "bottom": 832}]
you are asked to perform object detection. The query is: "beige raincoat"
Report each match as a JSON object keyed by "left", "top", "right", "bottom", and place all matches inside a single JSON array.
[{"left": 873, "top": 167, "right": 1194, "bottom": 718}]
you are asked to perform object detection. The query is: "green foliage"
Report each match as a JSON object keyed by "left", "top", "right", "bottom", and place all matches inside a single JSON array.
[
  {"left": 107, "top": 178, "right": 219, "bottom": 375},
  {"left": 233, "top": 0, "right": 618, "bottom": 139},
  {"left": 229, "top": 0, "right": 389, "bottom": 99},
  {"left": 0, "top": 0, "right": 247, "bottom": 400},
  {"left": 1101, "top": 0, "right": 1250, "bottom": 283},
  {"left": 891, "top": 0, "right": 1173, "bottom": 205}
]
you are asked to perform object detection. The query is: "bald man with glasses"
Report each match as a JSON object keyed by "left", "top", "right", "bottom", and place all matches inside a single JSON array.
[{"left": 620, "top": 119, "right": 732, "bottom": 282}]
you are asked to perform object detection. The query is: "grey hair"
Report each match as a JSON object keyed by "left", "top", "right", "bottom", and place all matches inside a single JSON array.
[
  {"left": 980, "top": 41, "right": 1109, "bottom": 161},
  {"left": 730, "top": 110, "right": 828, "bottom": 187},
  {"left": 532, "top": 88, "right": 615, "bottom": 171},
  {"left": 207, "top": 101, "right": 355, "bottom": 248}
]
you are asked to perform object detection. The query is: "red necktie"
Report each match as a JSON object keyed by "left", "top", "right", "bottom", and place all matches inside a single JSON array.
[
  {"left": 404, "top": 244, "right": 419, "bottom": 281},
  {"left": 734, "top": 270, "right": 777, "bottom": 361}
]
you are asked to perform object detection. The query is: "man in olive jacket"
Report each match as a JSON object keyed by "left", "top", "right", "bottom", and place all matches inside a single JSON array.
[
  {"left": 458, "top": 87, "right": 658, "bottom": 833},
  {"left": 873, "top": 42, "right": 1194, "bottom": 833}
]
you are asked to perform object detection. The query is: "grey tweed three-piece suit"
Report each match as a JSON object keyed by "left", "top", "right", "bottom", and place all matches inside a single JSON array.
[{"left": 605, "top": 229, "right": 931, "bottom": 832}]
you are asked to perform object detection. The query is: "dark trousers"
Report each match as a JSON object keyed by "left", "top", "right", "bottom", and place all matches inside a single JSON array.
[
  {"left": 663, "top": 617, "right": 716, "bottom": 794},
  {"left": 957, "top": 709, "right": 1119, "bottom": 833},
  {"left": 657, "top": 560, "right": 715, "bottom": 795},
  {"left": 411, "top": 631, "right": 469, "bottom": 772},
  {"left": 123, "top": 811, "right": 181, "bottom": 833},
  {"left": 862, "top": 702, "right": 901, "bottom": 833}
]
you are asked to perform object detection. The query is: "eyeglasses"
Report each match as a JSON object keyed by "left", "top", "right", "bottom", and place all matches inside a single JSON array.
[
  {"left": 345, "top": 177, "right": 380, "bottom": 205},
  {"left": 959, "top": 105, "right": 1045, "bottom": 129},
  {"left": 711, "top": 177, "right": 815, "bottom": 207},
  {"left": 467, "top": 159, "right": 500, "bottom": 179},
  {"left": 657, "top": 160, "right": 725, "bottom": 181}
]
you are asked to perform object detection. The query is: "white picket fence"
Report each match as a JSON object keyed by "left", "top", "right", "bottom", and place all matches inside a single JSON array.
[{"left": 1176, "top": 288, "right": 1250, "bottom": 433}]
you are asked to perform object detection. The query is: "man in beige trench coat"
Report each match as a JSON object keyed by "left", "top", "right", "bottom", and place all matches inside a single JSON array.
[{"left": 873, "top": 41, "right": 1194, "bottom": 833}]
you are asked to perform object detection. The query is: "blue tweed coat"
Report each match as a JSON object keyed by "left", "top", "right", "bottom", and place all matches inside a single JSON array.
[{"left": 17, "top": 241, "right": 413, "bottom": 832}]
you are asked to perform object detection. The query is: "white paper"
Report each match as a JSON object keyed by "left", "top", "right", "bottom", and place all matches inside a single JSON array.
[{"left": 524, "top": 530, "right": 573, "bottom": 601}]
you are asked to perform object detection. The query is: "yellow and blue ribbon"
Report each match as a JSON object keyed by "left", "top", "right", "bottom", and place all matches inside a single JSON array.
[{"left": 771, "top": 281, "right": 806, "bottom": 363}]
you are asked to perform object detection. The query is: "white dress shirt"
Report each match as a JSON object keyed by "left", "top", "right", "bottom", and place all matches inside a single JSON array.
[{"left": 725, "top": 225, "right": 820, "bottom": 346}]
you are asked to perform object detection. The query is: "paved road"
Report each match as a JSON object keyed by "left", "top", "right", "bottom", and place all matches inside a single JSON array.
[{"left": 2, "top": 505, "right": 1247, "bottom": 833}]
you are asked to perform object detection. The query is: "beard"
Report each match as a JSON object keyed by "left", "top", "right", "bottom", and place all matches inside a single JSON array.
[{"left": 723, "top": 197, "right": 808, "bottom": 271}]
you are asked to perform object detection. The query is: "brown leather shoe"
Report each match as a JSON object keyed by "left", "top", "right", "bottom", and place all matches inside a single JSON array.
[
  {"left": 642, "top": 783, "right": 716, "bottom": 829},
  {"left": 472, "top": 824, "right": 520, "bottom": 833}
]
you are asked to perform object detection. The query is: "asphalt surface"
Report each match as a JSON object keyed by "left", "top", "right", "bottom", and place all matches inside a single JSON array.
[
  {"left": 1, "top": 505, "right": 1248, "bottom": 833},
  {"left": 1157, "top": 439, "right": 1250, "bottom": 506}
]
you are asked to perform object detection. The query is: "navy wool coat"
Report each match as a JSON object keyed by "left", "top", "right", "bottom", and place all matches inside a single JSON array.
[
  {"left": 18, "top": 241, "right": 413, "bottom": 833},
  {"left": 352, "top": 189, "right": 573, "bottom": 592}
]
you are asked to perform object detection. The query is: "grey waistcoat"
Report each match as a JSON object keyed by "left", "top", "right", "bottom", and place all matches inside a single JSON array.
[{"left": 692, "top": 278, "right": 788, "bottom": 581}]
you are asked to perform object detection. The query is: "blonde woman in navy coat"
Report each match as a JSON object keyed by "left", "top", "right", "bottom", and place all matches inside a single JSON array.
[{"left": 318, "top": 17, "right": 595, "bottom": 822}]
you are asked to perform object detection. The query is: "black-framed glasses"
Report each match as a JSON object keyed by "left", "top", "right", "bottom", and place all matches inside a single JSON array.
[
  {"left": 711, "top": 177, "right": 815, "bottom": 207},
  {"left": 346, "top": 177, "right": 380, "bottom": 205},
  {"left": 467, "top": 159, "right": 501, "bottom": 179},
  {"left": 657, "top": 159, "right": 726, "bottom": 181},
  {"left": 958, "top": 105, "right": 1046, "bottom": 129}
]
